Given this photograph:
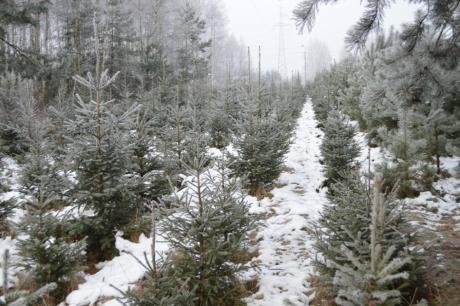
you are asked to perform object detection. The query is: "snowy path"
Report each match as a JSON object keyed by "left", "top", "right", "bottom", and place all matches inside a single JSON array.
[{"left": 246, "top": 100, "right": 327, "bottom": 306}]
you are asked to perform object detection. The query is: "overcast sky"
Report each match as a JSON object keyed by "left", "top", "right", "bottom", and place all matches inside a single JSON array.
[{"left": 222, "top": 0, "right": 419, "bottom": 77}]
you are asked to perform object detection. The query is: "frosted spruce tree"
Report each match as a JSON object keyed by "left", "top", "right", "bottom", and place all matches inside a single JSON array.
[
  {"left": 158, "top": 155, "right": 253, "bottom": 306},
  {"left": 0, "top": 160, "right": 14, "bottom": 236},
  {"left": 329, "top": 178, "right": 414, "bottom": 306},
  {"left": 0, "top": 190, "right": 14, "bottom": 237},
  {"left": 208, "top": 92, "right": 234, "bottom": 149},
  {"left": 17, "top": 103, "right": 71, "bottom": 206},
  {"left": 231, "top": 115, "right": 291, "bottom": 196},
  {"left": 336, "top": 58, "right": 367, "bottom": 128},
  {"left": 16, "top": 188, "right": 86, "bottom": 301},
  {"left": 320, "top": 110, "right": 361, "bottom": 187},
  {"left": 66, "top": 17, "right": 139, "bottom": 258},
  {"left": 310, "top": 175, "right": 418, "bottom": 304},
  {"left": 230, "top": 89, "right": 292, "bottom": 196},
  {"left": 1, "top": 250, "right": 57, "bottom": 306},
  {"left": 308, "top": 61, "right": 352, "bottom": 122},
  {"left": 376, "top": 109, "right": 428, "bottom": 198},
  {"left": 313, "top": 172, "right": 372, "bottom": 283},
  {"left": 158, "top": 101, "right": 192, "bottom": 179},
  {"left": 125, "top": 109, "right": 170, "bottom": 238}
]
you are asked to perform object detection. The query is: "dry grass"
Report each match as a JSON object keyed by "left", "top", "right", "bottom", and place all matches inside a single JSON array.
[
  {"left": 429, "top": 231, "right": 460, "bottom": 304},
  {"left": 128, "top": 229, "right": 145, "bottom": 243},
  {"left": 280, "top": 165, "right": 296, "bottom": 174},
  {"left": 418, "top": 214, "right": 460, "bottom": 306},
  {"left": 234, "top": 248, "right": 260, "bottom": 265},
  {"left": 85, "top": 253, "right": 102, "bottom": 275},
  {"left": 307, "top": 275, "right": 335, "bottom": 306},
  {"left": 7, "top": 272, "right": 85, "bottom": 306},
  {"left": 253, "top": 186, "right": 273, "bottom": 200},
  {"left": 243, "top": 278, "right": 259, "bottom": 296}
]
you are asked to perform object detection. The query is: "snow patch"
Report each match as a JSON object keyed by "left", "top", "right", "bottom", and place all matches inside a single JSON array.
[
  {"left": 245, "top": 100, "right": 328, "bottom": 306},
  {"left": 66, "top": 234, "right": 168, "bottom": 306}
]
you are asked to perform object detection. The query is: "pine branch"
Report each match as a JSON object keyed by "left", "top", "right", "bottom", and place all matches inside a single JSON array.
[
  {"left": 293, "top": 0, "right": 338, "bottom": 32},
  {"left": 345, "top": 0, "right": 391, "bottom": 51}
]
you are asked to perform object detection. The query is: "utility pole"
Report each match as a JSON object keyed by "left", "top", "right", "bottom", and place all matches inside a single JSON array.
[
  {"left": 210, "top": 12, "right": 216, "bottom": 93},
  {"left": 258, "top": 45, "right": 262, "bottom": 115},
  {"left": 304, "top": 48, "right": 307, "bottom": 86},
  {"left": 275, "top": 7, "right": 288, "bottom": 78},
  {"left": 258, "top": 45, "right": 261, "bottom": 92},
  {"left": 248, "top": 46, "right": 251, "bottom": 92}
]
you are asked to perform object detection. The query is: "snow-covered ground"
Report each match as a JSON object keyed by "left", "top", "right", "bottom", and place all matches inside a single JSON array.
[
  {"left": 245, "top": 100, "right": 327, "bottom": 306},
  {"left": 65, "top": 233, "right": 169, "bottom": 306},
  {"left": 405, "top": 156, "right": 460, "bottom": 227}
]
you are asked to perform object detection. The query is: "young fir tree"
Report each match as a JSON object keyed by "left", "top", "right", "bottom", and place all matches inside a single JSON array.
[
  {"left": 125, "top": 108, "right": 170, "bottom": 237},
  {"left": 208, "top": 92, "right": 234, "bottom": 149},
  {"left": 230, "top": 92, "right": 291, "bottom": 196},
  {"left": 66, "top": 18, "right": 139, "bottom": 258},
  {"left": 17, "top": 103, "right": 70, "bottom": 206},
  {"left": 1, "top": 249, "right": 58, "bottom": 306},
  {"left": 311, "top": 173, "right": 416, "bottom": 305},
  {"left": 424, "top": 103, "right": 450, "bottom": 175},
  {"left": 16, "top": 188, "right": 86, "bottom": 301},
  {"left": 329, "top": 178, "right": 414, "bottom": 306},
  {"left": 312, "top": 172, "right": 372, "bottom": 283},
  {"left": 0, "top": 160, "right": 14, "bottom": 236},
  {"left": 308, "top": 61, "right": 352, "bottom": 123},
  {"left": 320, "top": 110, "right": 361, "bottom": 186},
  {"left": 0, "top": 176, "right": 15, "bottom": 236},
  {"left": 159, "top": 100, "right": 192, "bottom": 178},
  {"left": 116, "top": 228, "right": 195, "bottom": 306},
  {"left": 159, "top": 155, "right": 253, "bottom": 306},
  {"left": 336, "top": 58, "right": 367, "bottom": 128},
  {"left": 0, "top": 198, "right": 14, "bottom": 237},
  {"left": 181, "top": 98, "right": 211, "bottom": 165},
  {"left": 119, "top": 268, "right": 195, "bottom": 306},
  {"left": 376, "top": 107, "right": 428, "bottom": 198}
]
